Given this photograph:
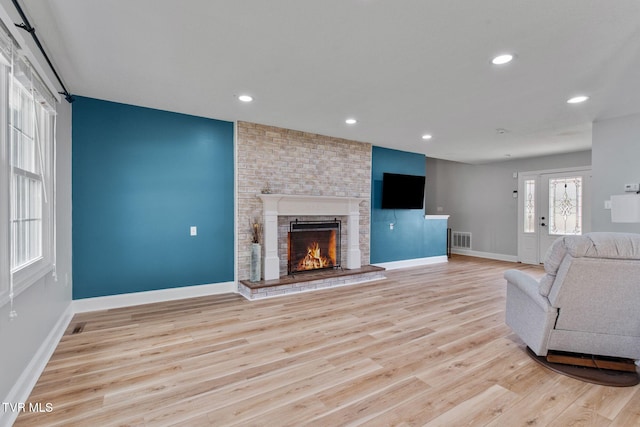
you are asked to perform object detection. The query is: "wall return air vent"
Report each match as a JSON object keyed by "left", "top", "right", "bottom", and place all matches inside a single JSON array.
[{"left": 452, "top": 231, "right": 472, "bottom": 249}]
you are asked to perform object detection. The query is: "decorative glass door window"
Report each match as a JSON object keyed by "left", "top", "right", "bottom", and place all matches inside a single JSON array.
[
  {"left": 548, "top": 177, "right": 582, "bottom": 235},
  {"left": 523, "top": 179, "right": 536, "bottom": 233}
]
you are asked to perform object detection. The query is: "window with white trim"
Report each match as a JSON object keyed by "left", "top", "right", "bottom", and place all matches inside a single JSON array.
[{"left": 0, "top": 22, "right": 57, "bottom": 310}]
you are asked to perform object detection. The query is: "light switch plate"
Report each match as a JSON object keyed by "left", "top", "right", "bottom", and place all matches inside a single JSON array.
[{"left": 190, "top": 226, "right": 197, "bottom": 236}]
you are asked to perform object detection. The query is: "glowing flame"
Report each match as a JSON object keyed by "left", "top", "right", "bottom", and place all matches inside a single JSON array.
[{"left": 298, "top": 242, "right": 331, "bottom": 270}]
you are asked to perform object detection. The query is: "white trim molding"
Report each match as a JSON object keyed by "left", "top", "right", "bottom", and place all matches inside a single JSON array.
[
  {"left": 451, "top": 249, "right": 518, "bottom": 263},
  {"left": 424, "top": 215, "right": 450, "bottom": 220},
  {"left": 73, "top": 281, "right": 237, "bottom": 313},
  {"left": 373, "top": 255, "right": 448, "bottom": 270}
]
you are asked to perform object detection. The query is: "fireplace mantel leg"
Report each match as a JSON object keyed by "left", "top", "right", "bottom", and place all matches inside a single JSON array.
[
  {"left": 346, "top": 211, "right": 361, "bottom": 270},
  {"left": 263, "top": 210, "right": 280, "bottom": 280}
]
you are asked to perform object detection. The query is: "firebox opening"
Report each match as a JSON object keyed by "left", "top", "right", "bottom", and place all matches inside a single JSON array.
[{"left": 288, "top": 219, "right": 341, "bottom": 275}]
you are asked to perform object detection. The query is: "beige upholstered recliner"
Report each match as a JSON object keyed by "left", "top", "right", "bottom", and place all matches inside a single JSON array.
[{"left": 505, "top": 232, "right": 640, "bottom": 360}]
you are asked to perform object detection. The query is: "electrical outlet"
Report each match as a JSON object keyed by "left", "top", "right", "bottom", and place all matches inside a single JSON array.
[{"left": 389, "top": 223, "right": 394, "bottom": 230}]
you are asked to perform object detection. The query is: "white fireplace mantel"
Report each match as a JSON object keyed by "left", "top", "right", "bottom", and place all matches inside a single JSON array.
[{"left": 257, "top": 194, "right": 365, "bottom": 280}]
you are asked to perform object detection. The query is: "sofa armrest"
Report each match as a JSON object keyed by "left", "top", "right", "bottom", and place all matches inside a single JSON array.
[{"left": 504, "top": 269, "right": 552, "bottom": 311}]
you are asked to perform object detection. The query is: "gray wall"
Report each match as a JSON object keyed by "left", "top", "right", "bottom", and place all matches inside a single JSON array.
[
  {"left": 592, "top": 113, "right": 640, "bottom": 233},
  {"left": 426, "top": 150, "right": 592, "bottom": 257},
  {"left": 0, "top": 101, "right": 73, "bottom": 403}
]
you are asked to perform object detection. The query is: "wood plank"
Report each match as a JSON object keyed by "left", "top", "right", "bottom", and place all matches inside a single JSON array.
[
  {"left": 422, "top": 384, "right": 520, "bottom": 427},
  {"left": 547, "top": 352, "right": 638, "bottom": 372}
]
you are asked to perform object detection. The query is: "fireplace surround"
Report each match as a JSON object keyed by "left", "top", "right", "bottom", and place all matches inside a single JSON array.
[{"left": 257, "top": 194, "right": 365, "bottom": 281}]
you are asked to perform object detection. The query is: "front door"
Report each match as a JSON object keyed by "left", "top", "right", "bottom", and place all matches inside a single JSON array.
[{"left": 518, "top": 168, "right": 591, "bottom": 264}]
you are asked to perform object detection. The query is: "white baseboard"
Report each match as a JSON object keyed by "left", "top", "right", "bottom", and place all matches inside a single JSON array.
[
  {"left": 451, "top": 249, "right": 518, "bottom": 263},
  {"left": 373, "top": 255, "right": 448, "bottom": 270},
  {"left": 2, "top": 303, "right": 74, "bottom": 427},
  {"left": 73, "top": 281, "right": 237, "bottom": 313}
]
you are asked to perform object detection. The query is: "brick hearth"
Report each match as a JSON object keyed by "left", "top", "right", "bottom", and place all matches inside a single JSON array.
[{"left": 238, "top": 265, "right": 385, "bottom": 300}]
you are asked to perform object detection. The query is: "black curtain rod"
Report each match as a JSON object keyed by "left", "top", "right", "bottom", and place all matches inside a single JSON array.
[{"left": 11, "top": 0, "right": 74, "bottom": 103}]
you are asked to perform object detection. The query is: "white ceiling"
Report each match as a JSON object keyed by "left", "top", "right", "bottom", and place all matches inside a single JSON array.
[{"left": 14, "top": 0, "right": 640, "bottom": 164}]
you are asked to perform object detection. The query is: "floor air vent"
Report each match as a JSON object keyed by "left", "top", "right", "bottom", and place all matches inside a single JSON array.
[
  {"left": 71, "top": 322, "right": 86, "bottom": 335},
  {"left": 452, "top": 231, "right": 472, "bottom": 249}
]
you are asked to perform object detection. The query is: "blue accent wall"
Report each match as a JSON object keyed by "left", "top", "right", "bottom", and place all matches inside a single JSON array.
[
  {"left": 72, "top": 97, "right": 234, "bottom": 299},
  {"left": 371, "top": 146, "right": 447, "bottom": 263}
]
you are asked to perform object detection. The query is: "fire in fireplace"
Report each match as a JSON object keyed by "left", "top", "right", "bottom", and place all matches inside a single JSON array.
[{"left": 288, "top": 220, "right": 341, "bottom": 274}]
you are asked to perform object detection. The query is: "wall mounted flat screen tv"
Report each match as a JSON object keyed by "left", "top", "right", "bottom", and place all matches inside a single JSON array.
[{"left": 381, "top": 172, "right": 426, "bottom": 209}]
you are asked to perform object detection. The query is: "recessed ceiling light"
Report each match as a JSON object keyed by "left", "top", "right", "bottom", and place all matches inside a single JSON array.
[
  {"left": 492, "top": 54, "right": 514, "bottom": 65},
  {"left": 567, "top": 95, "right": 589, "bottom": 104},
  {"left": 238, "top": 95, "right": 253, "bottom": 102},
  {"left": 422, "top": 134, "right": 433, "bottom": 140},
  {"left": 345, "top": 118, "right": 357, "bottom": 125}
]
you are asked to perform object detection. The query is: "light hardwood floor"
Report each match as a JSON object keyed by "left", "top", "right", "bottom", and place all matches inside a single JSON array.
[{"left": 15, "top": 256, "right": 640, "bottom": 426}]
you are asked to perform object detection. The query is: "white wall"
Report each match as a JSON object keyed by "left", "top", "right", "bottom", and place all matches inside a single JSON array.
[
  {"left": 592, "top": 113, "right": 640, "bottom": 233},
  {"left": 0, "top": 89, "right": 73, "bottom": 411},
  {"left": 426, "top": 150, "right": 592, "bottom": 258}
]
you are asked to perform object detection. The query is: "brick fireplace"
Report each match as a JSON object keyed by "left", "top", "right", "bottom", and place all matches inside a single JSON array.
[{"left": 236, "top": 121, "right": 372, "bottom": 283}]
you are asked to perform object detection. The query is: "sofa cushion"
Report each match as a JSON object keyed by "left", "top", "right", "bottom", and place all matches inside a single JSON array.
[
  {"left": 543, "top": 237, "right": 567, "bottom": 275},
  {"left": 539, "top": 274, "right": 555, "bottom": 297},
  {"left": 540, "top": 237, "right": 568, "bottom": 296},
  {"left": 565, "top": 232, "right": 640, "bottom": 259}
]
